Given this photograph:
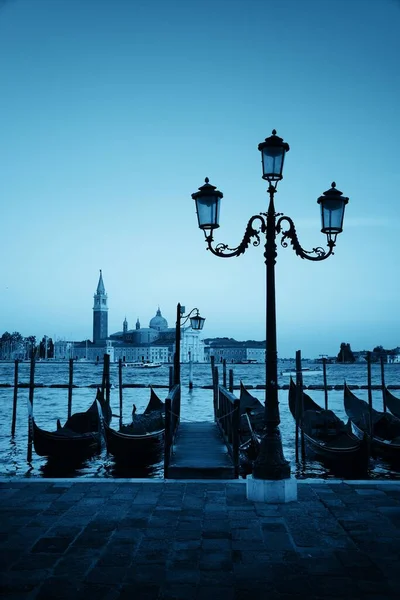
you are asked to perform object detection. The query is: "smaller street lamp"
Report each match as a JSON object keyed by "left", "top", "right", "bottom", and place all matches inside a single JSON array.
[{"left": 174, "top": 303, "right": 205, "bottom": 386}]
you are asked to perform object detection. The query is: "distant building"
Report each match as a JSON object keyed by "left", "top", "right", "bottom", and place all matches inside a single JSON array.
[
  {"left": 388, "top": 348, "right": 400, "bottom": 363},
  {"left": 205, "top": 338, "right": 266, "bottom": 363},
  {"left": 93, "top": 270, "right": 108, "bottom": 343},
  {"left": 110, "top": 307, "right": 205, "bottom": 363},
  {"left": 54, "top": 272, "right": 206, "bottom": 363}
]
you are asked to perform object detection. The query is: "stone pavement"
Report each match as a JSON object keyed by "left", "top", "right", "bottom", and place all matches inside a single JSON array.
[{"left": 1, "top": 479, "right": 400, "bottom": 600}]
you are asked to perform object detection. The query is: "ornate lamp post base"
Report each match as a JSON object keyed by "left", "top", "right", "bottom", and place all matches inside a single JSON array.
[
  {"left": 247, "top": 428, "right": 297, "bottom": 504},
  {"left": 252, "top": 428, "right": 291, "bottom": 480}
]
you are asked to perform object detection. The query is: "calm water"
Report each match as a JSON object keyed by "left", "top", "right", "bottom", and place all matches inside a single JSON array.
[{"left": 1, "top": 360, "right": 400, "bottom": 479}]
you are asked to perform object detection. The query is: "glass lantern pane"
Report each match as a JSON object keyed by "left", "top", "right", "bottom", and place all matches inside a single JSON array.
[
  {"left": 196, "top": 195, "right": 220, "bottom": 230},
  {"left": 190, "top": 316, "right": 205, "bottom": 330},
  {"left": 262, "top": 148, "right": 284, "bottom": 180},
  {"left": 321, "top": 199, "right": 345, "bottom": 233}
]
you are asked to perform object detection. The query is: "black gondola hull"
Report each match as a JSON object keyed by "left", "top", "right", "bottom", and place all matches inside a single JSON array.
[
  {"left": 28, "top": 388, "right": 109, "bottom": 462},
  {"left": 101, "top": 388, "right": 165, "bottom": 465},
  {"left": 103, "top": 421, "right": 164, "bottom": 465},
  {"left": 385, "top": 388, "right": 400, "bottom": 419},
  {"left": 30, "top": 418, "right": 101, "bottom": 460},
  {"left": 344, "top": 384, "right": 400, "bottom": 462},
  {"left": 289, "top": 379, "right": 368, "bottom": 473}
]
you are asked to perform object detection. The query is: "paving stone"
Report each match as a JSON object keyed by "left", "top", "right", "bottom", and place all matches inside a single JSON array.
[
  {"left": 201, "top": 538, "right": 231, "bottom": 551},
  {"left": 124, "top": 564, "right": 166, "bottom": 584},
  {"left": 0, "top": 576, "right": 43, "bottom": 598},
  {"left": 31, "top": 536, "right": 73, "bottom": 553},
  {"left": 159, "top": 583, "right": 197, "bottom": 599},
  {"left": 85, "top": 565, "right": 129, "bottom": 584},
  {"left": 172, "top": 539, "right": 202, "bottom": 551},
  {"left": 196, "top": 585, "right": 234, "bottom": 600},
  {"left": 165, "top": 568, "right": 200, "bottom": 584},
  {"left": 53, "top": 553, "right": 97, "bottom": 578},
  {"left": 76, "top": 583, "right": 120, "bottom": 600},
  {"left": 118, "top": 583, "right": 160, "bottom": 599},
  {"left": 199, "top": 550, "right": 232, "bottom": 571}
]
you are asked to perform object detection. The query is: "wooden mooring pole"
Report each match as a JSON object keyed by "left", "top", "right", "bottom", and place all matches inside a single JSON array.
[
  {"left": 322, "top": 357, "right": 328, "bottom": 410},
  {"left": 222, "top": 359, "right": 227, "bottom": 388},
  {"left": 169, "top": 366, "right": 173, "bottom": 391},
  {"left": 118, "top": 358, "right": 123, "bottom": 431},
  {"left": 11, "top": 359, "right": 19, "bottom": 436},
  {"left": 295, "top": 350, "right": 305, "bottom": 462},
  {"left": 104, "top": 354, "right": 111, "bottom": 406},
  {"left": 367, "top": 351, "right": 373, "bottom": 436},
  {"left": 27, "top": 355, "right": 35, "bottom": 462},
  {"left": 101, "top": 354, "right": 109, "bottom": 399},
  {"left": 188, "top": 351, "right": 193, "bottom": 390},
  {"left": 213, "top": 366, "right": 219, "bottom": 417},
  {"left": 67, "top": 358, "right": 74, "bottom": 419},
  {"left": 229, "top": 369, "right": 234, "bottom": 394},
  {"left": 381, "top": 356, "right": 387, "bottom": 413}
]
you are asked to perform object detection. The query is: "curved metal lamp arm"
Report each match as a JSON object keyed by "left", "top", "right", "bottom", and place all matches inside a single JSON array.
[
  {"left": 205, "top": 215, "right": 267, "bottom": 258},
  {"left": 180, "top": 307, "right": 200, "bottom": 327},
  {"left": 276, "top": 215, "right": 335, "bottom": 261}
]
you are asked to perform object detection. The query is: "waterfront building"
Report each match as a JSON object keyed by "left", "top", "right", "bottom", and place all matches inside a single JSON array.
[
  {"left": 180, "top": 327, "right": 205, "bottom": 363},
  {"left": 52, "top": 272, "right": 206, "bottom": 363},
  {"left": 387, "top": 348, "right": 400, "bottom": 363},
  {"left": 110, "top": 307, "right": 205, "bottom": 363},
  {"left": 205, "top": 339, "right": 266, "bottom": 363}
]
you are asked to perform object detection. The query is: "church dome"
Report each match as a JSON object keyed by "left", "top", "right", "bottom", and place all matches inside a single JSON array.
[{"left": 149, "top": 307, "right": 168, "bottom": 331}]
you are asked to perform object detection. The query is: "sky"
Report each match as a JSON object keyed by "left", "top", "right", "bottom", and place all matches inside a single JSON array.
[{"left": 0, "top": 0, "right": 399, "bottom": 359}]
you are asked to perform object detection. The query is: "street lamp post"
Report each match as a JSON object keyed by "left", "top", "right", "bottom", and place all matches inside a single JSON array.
[
  {"left": 191, "top": 130, "right": 349, "bottom": 490},
  {"left": 174, "top": 303, "right": 205, "bottom": 386}
]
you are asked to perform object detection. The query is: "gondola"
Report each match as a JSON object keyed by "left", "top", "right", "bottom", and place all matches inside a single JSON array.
[
  {"left": 290, "top": 379, "right": 368, "bottom": 471},
  {"left": 239, "top": 381, "right": 265, "bottom": 434},
  {"left": 28, "top": 388, "right": 110, "bottom": 461},
  {"left": 344, "top": 383, "right": 400, "bottom": 461},
  {"left": 101, "top": 387, "right": 165, "bottom": 464},
  {"left": 59, "top": 388, "right": 112, "bottom": 432},
  {"left": 384, "top": 388, "right": 400, "bottom": 419}
]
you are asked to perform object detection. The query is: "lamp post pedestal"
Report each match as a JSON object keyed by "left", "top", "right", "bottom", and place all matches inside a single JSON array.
[
  {"left": 247, "top": 426, "right": 297, "bottom": 503},
  {"left": 246, "top": 475, "right": 297, "bottom": 503}
]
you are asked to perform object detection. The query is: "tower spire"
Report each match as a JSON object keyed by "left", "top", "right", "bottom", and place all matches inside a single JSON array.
[{"left": 97, "top": 269, "right": 105, "bottom": 294}]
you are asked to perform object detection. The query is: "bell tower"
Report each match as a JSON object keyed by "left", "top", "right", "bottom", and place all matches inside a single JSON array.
[{"left": 93, "top": 270, "right": 108, "bottom": 343}]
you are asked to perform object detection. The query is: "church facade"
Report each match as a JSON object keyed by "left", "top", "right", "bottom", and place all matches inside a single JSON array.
[{"left": 54, "top": 271, "right": 206, "bottom": 363}]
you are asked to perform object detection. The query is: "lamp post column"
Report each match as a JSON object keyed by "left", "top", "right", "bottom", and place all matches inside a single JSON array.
[
  {"left": 174, "top": 303, "right": 181, "bottom": 386},
  {"left": 253, "top": 186, "right": 290, "bottom": 480}
]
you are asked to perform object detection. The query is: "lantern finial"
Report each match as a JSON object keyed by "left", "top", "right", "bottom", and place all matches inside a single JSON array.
[
  {"left": 205, "top": 177, "right": 209, "bottom": 183},
  {"left": 272, "top": 129, "right": 277, "bottom": 135},
  {"left": 332, "top": 181, "right": 336, "bottom": 188}
]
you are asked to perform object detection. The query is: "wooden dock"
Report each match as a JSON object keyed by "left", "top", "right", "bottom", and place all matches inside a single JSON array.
[{"left": 168, "top": 422, "right": 236, "bottom": 479}]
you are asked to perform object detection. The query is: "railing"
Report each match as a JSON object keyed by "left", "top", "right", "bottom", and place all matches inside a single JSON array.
[
  {"left": 163, "top": 383, "right": 181, "bottom": 478},
  {"left": 213, "top": 364, "right": 240, "bottom": 477}
]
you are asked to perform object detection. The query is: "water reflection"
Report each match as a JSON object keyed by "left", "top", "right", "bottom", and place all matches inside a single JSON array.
[{"left": 104, "top": 459, "right": 163, "bottom": 479}]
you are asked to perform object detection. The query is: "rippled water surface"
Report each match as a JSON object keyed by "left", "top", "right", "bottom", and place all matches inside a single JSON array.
[{"left": 1, "top": 360, "right": 399, "bottom": 479}]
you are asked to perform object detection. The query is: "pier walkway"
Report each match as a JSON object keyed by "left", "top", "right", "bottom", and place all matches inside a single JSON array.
[
  {"left": 168, "top": 422, "right": 236, "bottom": 479},
  {"left": 1, "top": 478, "right": 400, "bottom": 599}
]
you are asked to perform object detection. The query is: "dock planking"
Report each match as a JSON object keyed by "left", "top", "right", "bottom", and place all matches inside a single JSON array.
[{"left": 168, "top": 421, "right": 236, "bottom": 479}]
